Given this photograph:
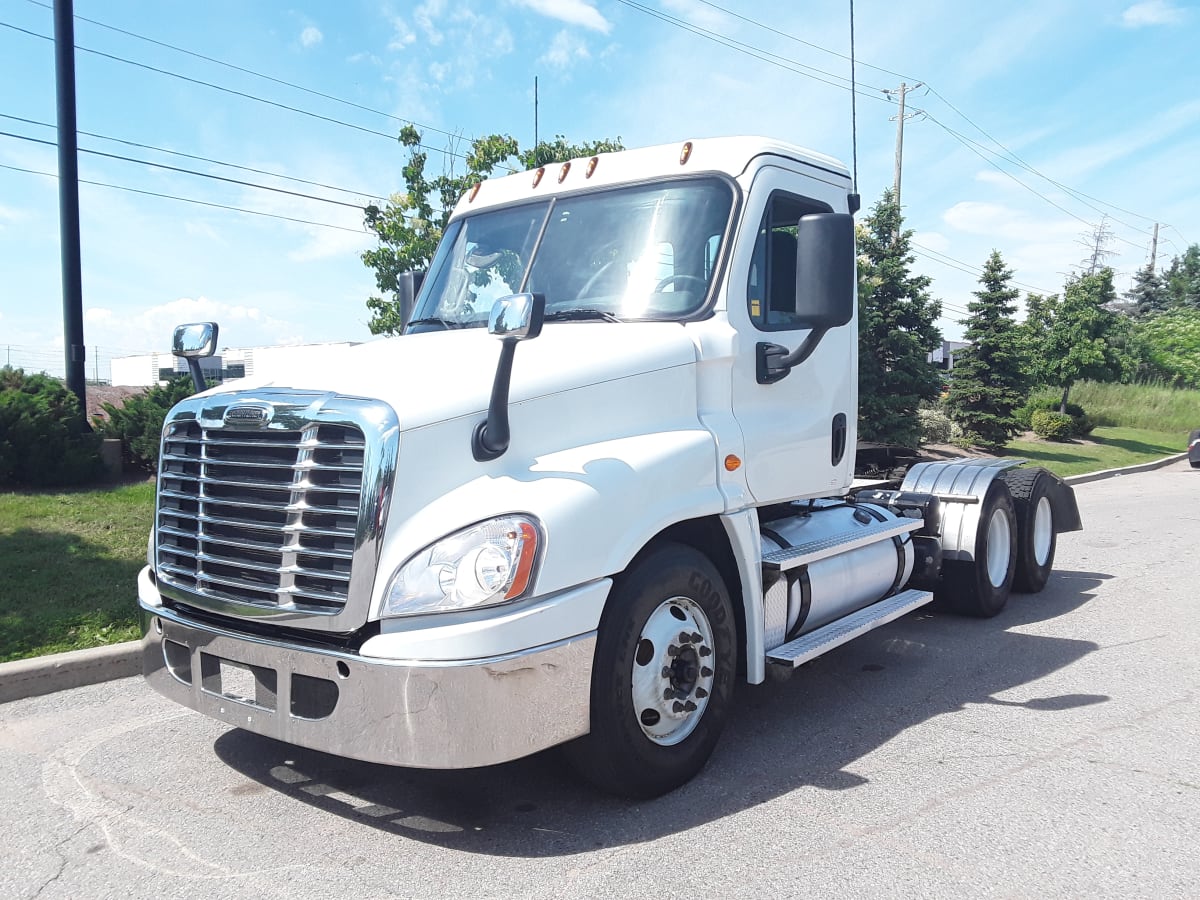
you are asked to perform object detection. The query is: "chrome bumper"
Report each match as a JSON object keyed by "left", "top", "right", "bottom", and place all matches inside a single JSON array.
[{"left": 140, "top": 601, "right": 596, "bottom": 769}]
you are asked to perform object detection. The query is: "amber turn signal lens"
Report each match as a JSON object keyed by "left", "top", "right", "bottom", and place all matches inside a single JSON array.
[
  {"left": 558, "top": 161, "right": 571, "bottom": 182},
  {"left": 586, "top": 156, "right": 599, "bottom": 177},
  {"left": 468, "top": 181, "right": 482, "bottom": 202},
  {"left": 532, "top": 167, "right": 545, "bottom": 187},
  {"left": 680, "top": 141, "right": 693, "bottom": 165},
  {"left": 724, "top": 454, "right": 741, "bottom": 472}
]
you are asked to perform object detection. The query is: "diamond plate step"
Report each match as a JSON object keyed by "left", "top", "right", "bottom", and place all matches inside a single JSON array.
[
  {"left": 766, "top": 588, "right": 934, "bottom": 669},
  {"left": 761, "top": 517, "right": 923, "bottom": 573}
]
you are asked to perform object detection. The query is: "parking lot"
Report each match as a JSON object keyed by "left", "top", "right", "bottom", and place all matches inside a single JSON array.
[{"left": 2, "top": 462, "right": 1197, "bottom": 899}]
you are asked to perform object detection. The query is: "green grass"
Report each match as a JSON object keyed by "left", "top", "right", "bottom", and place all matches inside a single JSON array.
[
  {"left": 1067, "top": 380, "right": 1200, "bottom": 433},
  {"left": 1003, "top": 426, "right": 1187, "bottom": 477},
  {"left": 0, "top": 481, "right": 153, "bottom": 662}
]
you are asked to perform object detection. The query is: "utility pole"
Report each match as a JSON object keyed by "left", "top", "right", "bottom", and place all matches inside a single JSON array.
[
  {"left": 1148, "top": 222, "right": 1160, "bottom": 273},
  {"left": 534, "top": 76, "right": 539, "bottom": 160},
  {"left": 53, "top": 0, "right": 87, "bottom": 419},
  {"left": 883, "top": 81, "right": 923, "bottom": 214}
]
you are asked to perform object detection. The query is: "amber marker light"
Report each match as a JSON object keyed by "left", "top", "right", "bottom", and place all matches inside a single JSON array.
[
  {"left": 586, "top": 156, "right": 599, "bottom": 178},
  {"left": 468, "top": 181, "right": 482, "bottom": 202},
  {"left": 680, "top": 141, "right": 693, "bottom": 165},
  {"left": 724, "top": 454, "right": 741, "bottom": 472},
  {"left": 532, "top": 167, "right": 545, "bottom": 187},
  {"left": 558, "top": 161, "right": 572, "bottom": 182}
]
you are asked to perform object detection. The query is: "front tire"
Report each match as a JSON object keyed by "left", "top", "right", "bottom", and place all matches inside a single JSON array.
[
  {"left": 936, "top": 480, "right": 1017, "bottom": 618},
  {"left": 564, "top": 542, "right": 736, "bottom": 799}
]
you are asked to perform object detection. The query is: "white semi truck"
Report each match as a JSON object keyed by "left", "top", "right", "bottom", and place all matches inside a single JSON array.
[{"left": 139, "top": 137, "right": 1081, "bottom": 798}]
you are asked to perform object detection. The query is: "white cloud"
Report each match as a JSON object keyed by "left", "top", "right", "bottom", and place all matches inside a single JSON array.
[
  {"left": 515, "top": 0, "right": 611, "bottom": 34},
  {"left": 1121, "top": 1, "right": 1186, "bottom": 27},
  {"left": 90, "top": 297, "right": 304, "bottom": 359},
  {"left": 299, "top": 25, "right": 323, "bottom": 48},
  {"left": 388, "top": 16, "right": 417, "bottom": 50},
  {"left": 943, "top": 201, "right": 1078, "bottom": 244},
  {"left": 414, "top": 0, "right": 447, "bottom": 45},
  {"left": 540, "top": 30, "right": 591, "bottom": 69}
]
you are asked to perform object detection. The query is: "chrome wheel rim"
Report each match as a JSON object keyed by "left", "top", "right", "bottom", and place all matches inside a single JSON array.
[
  {"left": 986, "top": 507, "right": 1013, "bottom": 588},
  {"left": 630, "top": 596, "right": 716, "bottom": 746},
  {"left": 1032, "top": 496, "right": 1053, "bottom": 567}
]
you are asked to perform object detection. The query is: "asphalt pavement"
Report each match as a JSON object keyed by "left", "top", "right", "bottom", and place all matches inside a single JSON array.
[{"left": 1, "top": 461, "right": 1197, "bottom": 899}]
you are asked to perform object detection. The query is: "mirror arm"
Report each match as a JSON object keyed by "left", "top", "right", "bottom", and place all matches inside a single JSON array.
[
  {"left": 472, "top": 337, "right": 518, "bottom": 461},
  {"left": 185, "top": 358, "right": 207, "bottom": 394},
  {"left": 756, "top": 329, "right": 829, "bottom": 384}
]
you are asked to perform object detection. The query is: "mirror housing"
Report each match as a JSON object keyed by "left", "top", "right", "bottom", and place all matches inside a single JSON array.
[
  {"left": 172, "top": 322, "right": 219, "bottom": 359},
  {"left": 473, "top": 293, "right": 546, "bottom": 461},
  {"left": 171, "top": 322, "right": 219, "bottom": 393},
  {"left": 757, "top": 214, "right": 855, "bottom": 384},
  {"left": 793, "top": 212, "right": 855, "bottom": 330},
  {"left": 396, "top": 270, "right": 425, "bottom": 331},
  {"left": 488, "top": 292, "right": 545, "bottom": 340}
]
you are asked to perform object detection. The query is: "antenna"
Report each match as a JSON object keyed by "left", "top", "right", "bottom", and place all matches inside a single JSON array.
[
  {"left": 534, "top": 75, "right": 539, "bottom": 156},
  {"left": 849, "top": 0, "right": 860, "bottom": 211}
]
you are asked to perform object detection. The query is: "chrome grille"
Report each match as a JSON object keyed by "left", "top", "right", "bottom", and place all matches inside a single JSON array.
[{"left": 154, "top": 392, "right": 398, "bottom": 630}]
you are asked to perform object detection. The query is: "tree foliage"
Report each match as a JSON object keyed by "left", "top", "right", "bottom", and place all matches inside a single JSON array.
[
  {"left": 944, "top": 250, "right": 1027, "bottom": 449},
  {"left": 1124, "top": 262, "right": 1169, "bottom": 318},
  {"left": 856, "top": 190, "right": 944, "bottom": 447},
  {"left": 362, "top": 128, "right": 623, "bottom": 335},
  {"left": 1163, "top": 243, "right": 1200, "bottom": 310},
  {"left": 1030, "top": 269, "right": 1130, "bottom": 411},
  {"left": 0, "top": 367, "right": 102, "bottom": 487},
  {"left": 96, "top": 375, "right": 196, "bottom": 470},
  {"left": 1132, "top": 307, "right": 1200, "bottom": 388}
]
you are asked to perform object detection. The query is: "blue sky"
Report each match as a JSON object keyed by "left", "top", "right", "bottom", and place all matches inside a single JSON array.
[{"left": 1, "top": 0, "right": 1197, "bottom": 381}]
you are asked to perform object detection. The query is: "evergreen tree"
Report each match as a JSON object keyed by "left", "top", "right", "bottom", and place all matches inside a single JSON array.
[
  {"left": 856, "top": 191, "right": 943, "bottom": 447},
  {"left": 1163, "top": 244, "right": 1200, "bottom": 310},
  {"left": 1124, "top": 262, "right": 1168, "bottom": 317},
  {"left": 362, "top": 127, "right": 622, "bottom": 335},
  {"left": 944, "top": 251, "right": 1027, "bottom": 449},
  {"left": 1039, "top": 269, "right": 1130, "bottom": 412}
]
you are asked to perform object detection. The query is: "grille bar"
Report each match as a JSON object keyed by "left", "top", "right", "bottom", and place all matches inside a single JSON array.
[{"left": 156, "top": 409, "right": 372, "bottom": 619}]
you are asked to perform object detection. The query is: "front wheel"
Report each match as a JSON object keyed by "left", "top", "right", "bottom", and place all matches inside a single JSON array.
[{"left": 564, "top": 542, "right": 736, "bottom": 798}]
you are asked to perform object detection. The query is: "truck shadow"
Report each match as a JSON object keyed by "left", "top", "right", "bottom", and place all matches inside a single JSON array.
[{"left": 213, "top": 568, "right": 1110, "bottom": 857}]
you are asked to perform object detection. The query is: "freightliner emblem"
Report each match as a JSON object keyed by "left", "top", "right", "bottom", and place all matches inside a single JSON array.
[{"left": 223, "top": 404, "right": 272, "bottom": 427}]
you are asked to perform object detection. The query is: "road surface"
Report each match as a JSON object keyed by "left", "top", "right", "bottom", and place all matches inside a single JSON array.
[{"left": 2, "top": 462, "right": 1197, "bottom": 898}]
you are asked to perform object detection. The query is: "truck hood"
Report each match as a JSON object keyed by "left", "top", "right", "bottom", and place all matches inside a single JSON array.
[{"left": 218, "top": 322, "right": 699, "bottom": 430}]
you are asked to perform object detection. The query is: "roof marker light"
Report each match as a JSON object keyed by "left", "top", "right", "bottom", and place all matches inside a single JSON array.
[
  {"left": 558, "top": 161, "right": 571, "bottom": 183},
  {"left": 532, "top": 167, "right": 545, "bottom": 188},
  {"left": 586, "top": 156, "right": 599, "bottom": 178},
  {"left": 680, "top": 141, "right": 693, "bottom": 165},
  {"left": 468, "top": 181, "right": 482, "bottom": 202}
]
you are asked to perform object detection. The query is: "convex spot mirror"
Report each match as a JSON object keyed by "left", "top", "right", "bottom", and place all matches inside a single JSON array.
[
  {"left": 488, "top": 293, "right": 545, "bottom": 341},
  {"left": 793, "top": 213, "right": 855, "bottom": 330},
  {"left": 172, "top": 322, "right": 219, "bottom": 358}
]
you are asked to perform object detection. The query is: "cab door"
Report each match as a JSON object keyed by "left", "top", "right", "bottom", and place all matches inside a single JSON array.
[{"left": 727, "top": 162, "right": 857, "bottom": 504}]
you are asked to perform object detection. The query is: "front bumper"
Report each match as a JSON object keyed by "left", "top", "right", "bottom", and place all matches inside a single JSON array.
[{"left": 140, "top": 599, "right": 597, "bottom": 769}]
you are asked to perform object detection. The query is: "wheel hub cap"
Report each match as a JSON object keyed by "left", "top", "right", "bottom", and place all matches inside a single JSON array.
[{"left": 631, "top": 596, "right": 716, "bottom": 746}]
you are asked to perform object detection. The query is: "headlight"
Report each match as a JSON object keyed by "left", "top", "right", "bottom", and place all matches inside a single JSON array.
[{"left": 381, "top": 515, "right": 542, "bottom": 617}]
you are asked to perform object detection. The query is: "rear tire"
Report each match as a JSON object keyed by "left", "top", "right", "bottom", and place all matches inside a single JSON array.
[
  {"left": 936, "top": 480, "right": 1017, "bottom": 618},
  {"left": 1003, "top": 468, "right": 1057, "bottom": 593},
  {"left": 563, "top": 542, "right": 736, "bottom": 799}
]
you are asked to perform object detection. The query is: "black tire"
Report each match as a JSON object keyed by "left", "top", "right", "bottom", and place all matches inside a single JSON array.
[
  {"left": 563, "top": 542, "right": 736, "bottom": 799},
  {"left": 935, "top": 480, "right": 1017, "bottom": 618},
  {"left": 1002, "top": 467, "right": 1058, "bottom": 593},
  {"left": 1189, "top": 430, "right": 1200, "bottom": 468}
]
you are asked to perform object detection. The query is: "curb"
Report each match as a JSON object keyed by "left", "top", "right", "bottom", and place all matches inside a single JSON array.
[
  {"left": 1064, "top": 451, "right": 1188, "bottom": 486},
  {"left": 0, "top": 640, "right": 140, "bottom": 705},
  {"left": 1, "top": 454, "right": 1190, "bottom": 705}
]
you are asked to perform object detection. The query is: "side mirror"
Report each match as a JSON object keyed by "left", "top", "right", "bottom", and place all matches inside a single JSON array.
[
  {"left": 757, "top": 214, "right": 855, "bottom": 384},
  {"left": 396, "top": 270, "right": 425, "bottom": 331},
  {"left": 473, "top": 293, "right": 546, "bottom": 461},
  {"left": 794, "top": 212, "right": 855, "bottom": 330},
  {"left": 488, "top": 292, "right": 545, "bottom": 340},
  {"left": 172, "top": 322, "right": 218, "bottom": 358},
  {"left": 171, "top": 321, "right": 219, "bottom": 393}
]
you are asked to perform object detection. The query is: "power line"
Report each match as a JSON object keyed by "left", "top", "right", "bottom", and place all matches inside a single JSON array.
[
  {"left": 607, "top": 0, "right": 893, "bottom": 100},
  {"left": 0, "top": 161, "right": 367, "bottom": 233},
  {"left": 22, "top": 0, "right": 471, "bottom": 145},
  {"left": 0, "top": 129, "right": 373, "bottom": 210},
  {"left": 0, "top": 20, "right": 473, "bottom": 164},
  {"left": 911, "top": 242, "right": 1055, "bottom": 295},
  {"left": 1, "top": 112, "right": 387, "bottom": 199}
]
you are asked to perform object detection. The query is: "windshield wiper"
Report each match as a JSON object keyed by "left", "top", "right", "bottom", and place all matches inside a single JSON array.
[
  {"left": 543, "top": 308, "right": 624, "bottom": 323},
  {"left": 405, "top": 317, "right": 463, "bottom": 330}
]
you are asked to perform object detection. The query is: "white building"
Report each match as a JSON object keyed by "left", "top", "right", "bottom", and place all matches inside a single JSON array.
[{"left": 110, "top": 342, "right": 360, "bottom": 387}]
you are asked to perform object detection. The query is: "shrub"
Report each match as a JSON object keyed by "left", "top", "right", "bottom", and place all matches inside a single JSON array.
[
  {"left": 1016, "top": 390, "right": 1093, "bottom": 435},
  {"left": 918, "top": 407, "right": 956, "bottom": 444},
  {"left": 97, "top": 376, "right": 195, "bottom": 470},
  {"left": 1031, "top": 410, "right": 1074, "bottom": 441},
  {"left": 0, "top": 367, "right": 102, "bottom": 486}
]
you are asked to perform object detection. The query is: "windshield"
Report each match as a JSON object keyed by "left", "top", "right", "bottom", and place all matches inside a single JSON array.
[{"left": 408, "top": 177, "right": 735, "bottom": 329}]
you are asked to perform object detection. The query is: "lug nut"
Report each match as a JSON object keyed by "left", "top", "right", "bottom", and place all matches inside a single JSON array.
[
  {"left": 691, "top": 632, "right": 702, "bottom": 643},
  {"left": 663, "top": 688, "right": 674, "bottom": 700},
  {"left": 661, "top": 666, "right": 672, "bottom": 678},
  {"left": 698, "top": 646, "right": 712, "bottom": 657},
  {"left": 683, "top": 701, "right": 697, "bottom": 712},
  {"left": 695, "top": 687, "right": 709, "bottom": 698},
  {"left": 701, "top": 666, "right": 713, "bottom": 678},
  {"left": 667, "top": 645, "right": 679, "bottom": 657},
  {"left": 672, "top": 701, "right": 686, "bottom": 713},
  {"left": 678, "top": 631, "right": 691, "bottom": 644}
]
